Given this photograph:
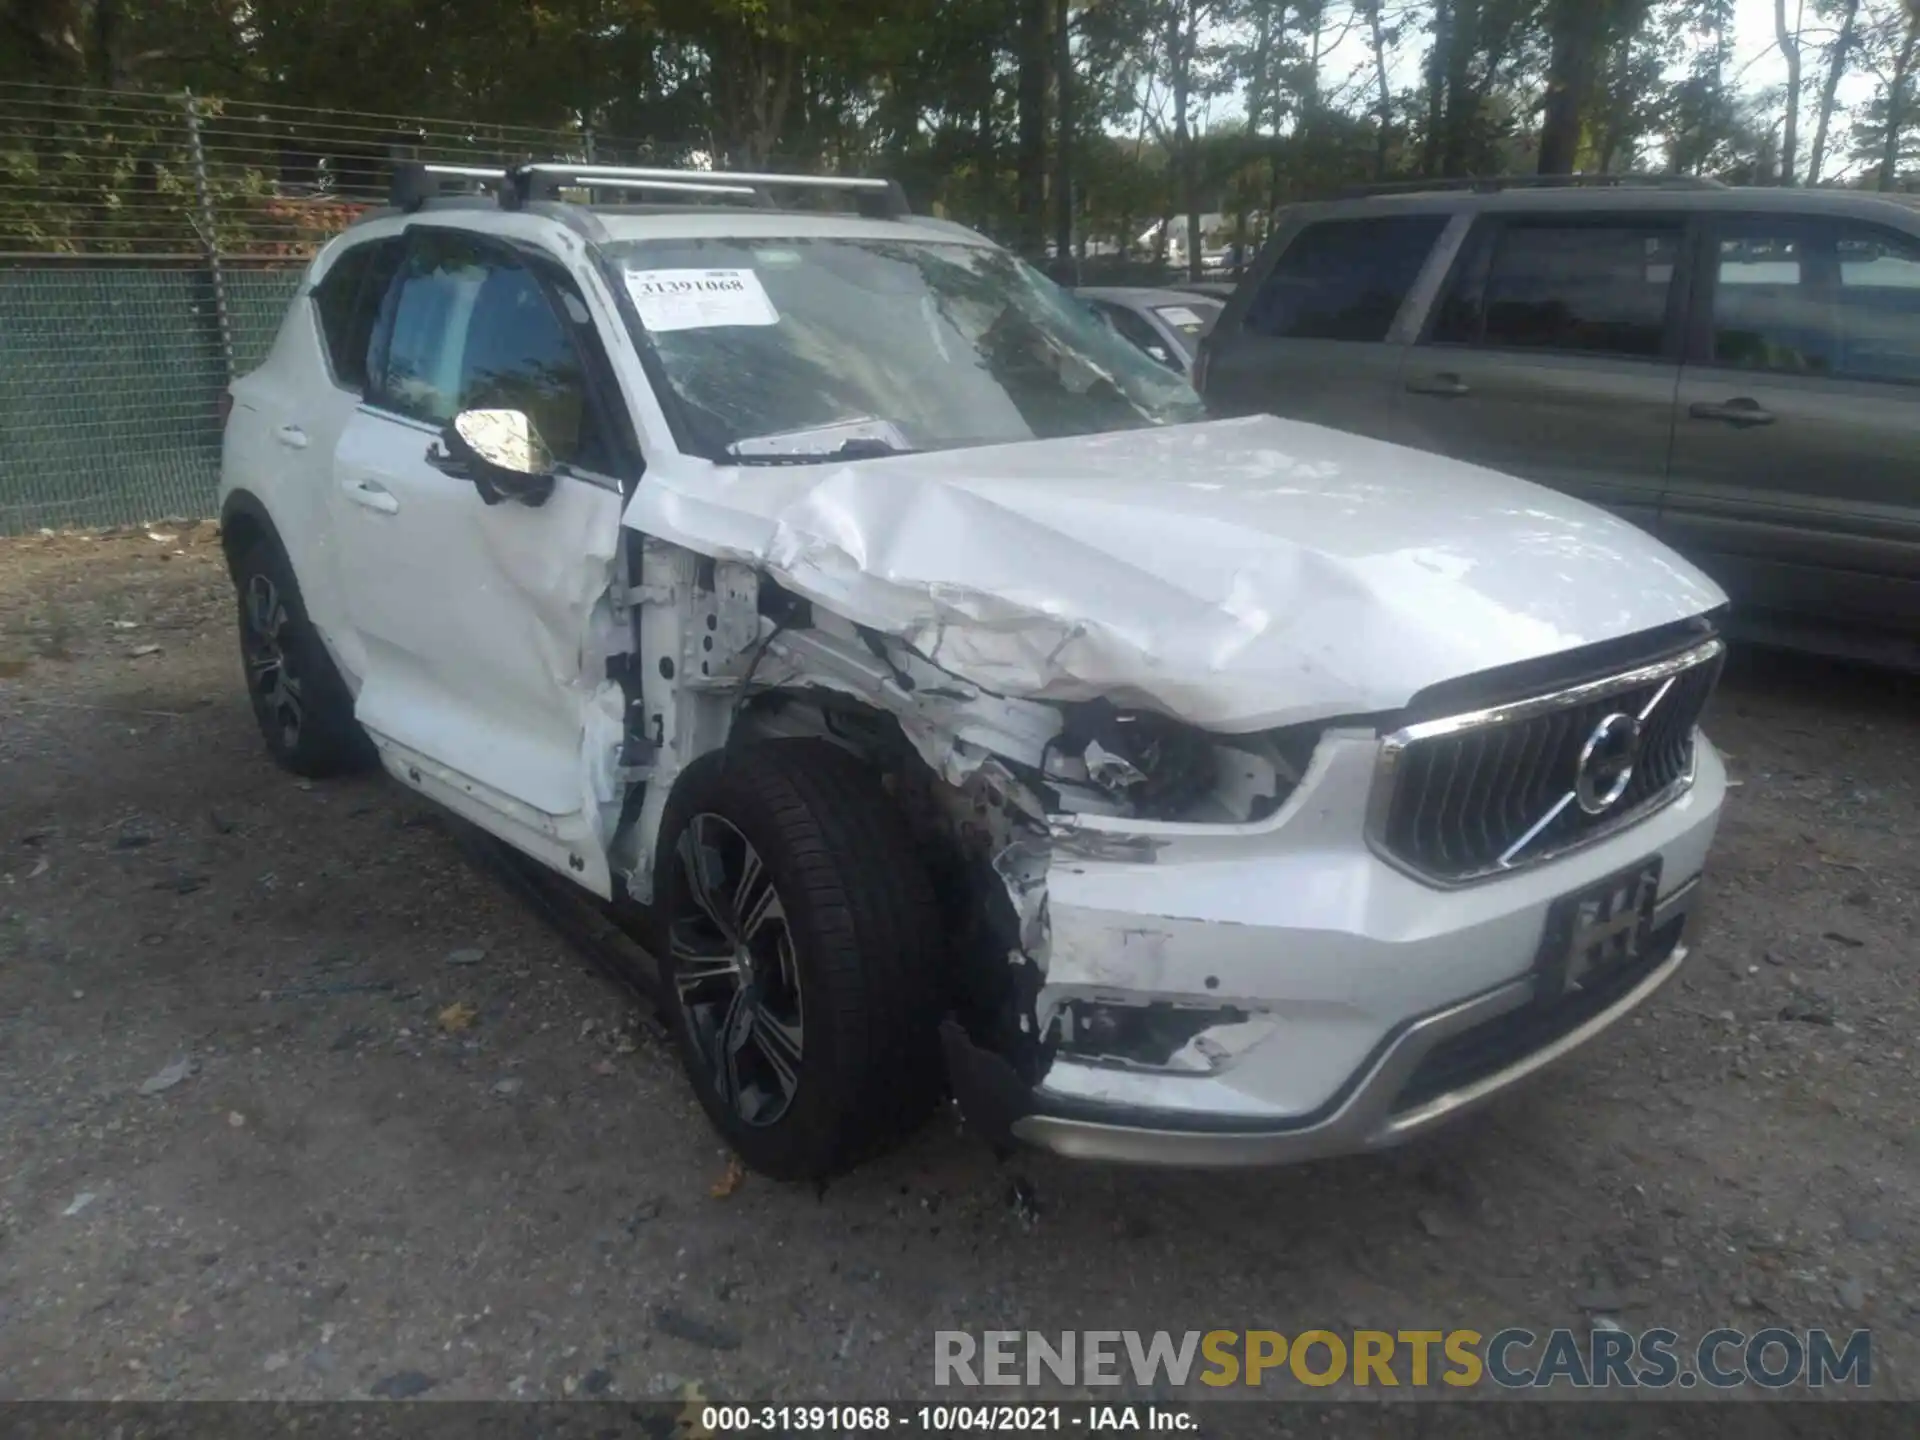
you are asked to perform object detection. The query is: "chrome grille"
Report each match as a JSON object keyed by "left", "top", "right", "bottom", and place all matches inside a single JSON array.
[{"left": 1371, "top": 640, "right": 1724, "bottom": 884}]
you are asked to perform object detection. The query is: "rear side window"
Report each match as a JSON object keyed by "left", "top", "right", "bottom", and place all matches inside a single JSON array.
[
  {"left": 1243, "top": 217, "right": 1446, "bottom": 342},
  {"left": 1434, "top": 222, "right": 1680, "bottom": 358},
  {"left": 310, "top": 238, "right": 402, "bottom": 389},
  {"left": 1708, "top": 219, "right": 1920, "bottom": 385}
]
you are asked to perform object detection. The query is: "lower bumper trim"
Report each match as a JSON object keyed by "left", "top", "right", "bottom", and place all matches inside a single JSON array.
[{"left": 981, "top": 878, "right": 1699, "bottom": 1168}]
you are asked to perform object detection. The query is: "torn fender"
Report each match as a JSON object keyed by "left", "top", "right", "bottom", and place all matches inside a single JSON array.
[{"left": 623, "top": 416, "right": 1726, "bottom": 732}]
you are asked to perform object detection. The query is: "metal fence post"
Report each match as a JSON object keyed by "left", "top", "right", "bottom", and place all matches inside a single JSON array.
[{"left": 183, "top": 89, "right": 236, "bottom": 383}]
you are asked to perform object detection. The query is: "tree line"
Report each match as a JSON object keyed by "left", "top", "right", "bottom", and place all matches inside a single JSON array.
[{"left": 3, "top": 0, "right": 1917, "bottom": 270}]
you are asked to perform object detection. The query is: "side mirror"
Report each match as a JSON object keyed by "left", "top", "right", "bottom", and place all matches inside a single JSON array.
[{"left": 442, "top": 408, "right": 557, "bottom": 507}]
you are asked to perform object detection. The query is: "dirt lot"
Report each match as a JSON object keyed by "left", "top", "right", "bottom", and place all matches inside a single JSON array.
[{"left": 0, "top": 527, "right": 1916, "bottom": 1410}]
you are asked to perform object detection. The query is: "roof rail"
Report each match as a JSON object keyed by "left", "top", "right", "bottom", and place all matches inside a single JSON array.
[
  {"left": 391, "top": 162, "right": 507, "bottom": 210},
  {"left": 1335, "top": 174, "right": 1728, "bottom": 199},
  {"left": 501, "top": 162, "right": 913, "bottom": 218}
]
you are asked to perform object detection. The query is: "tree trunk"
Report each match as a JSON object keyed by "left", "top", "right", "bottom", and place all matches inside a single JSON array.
[
  {"left": 1879, "top": 12, "right": 1919, "bottom": 192},
  {"left": 91, "top": 0, "right": 122, "bottom": 87},
  {"left": 1776, "top": 0, "right": 1803, "bottom": 183},
  {"left": 1423, "top": 0, "right": 1452, "bottom": 176},
  {"left": 1539, "top": 0, "right": 1606, "bottom": 175},
  {"left": 1168, "top": 0, "right": 1202, "bottom": 281},
  {"left": 1806, "top": 0, "right": 1860, "bottom": 185},
  {"left": 1440, "top": 0, "right": 1481, "bottom": 176},
  {"left": 1053, "top": 0, "right": 1075, "bottom": 276},
  {"left": 1366, "top": 0, "right": 1393, "bottom": 177},
  {"left": 978, "top": 90, "right": 995, "bottom": 233},
  {"left": 1016, "top": 0, "right": 1050, "bottom": 258}
]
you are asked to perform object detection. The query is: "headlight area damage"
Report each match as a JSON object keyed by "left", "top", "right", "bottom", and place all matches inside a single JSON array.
[
  {"left": 608, "top": 533, "right": 1327, "bottom": 1145},
  {"left": 611, "top": 417, "right": 1730, "bottom": 1151}
]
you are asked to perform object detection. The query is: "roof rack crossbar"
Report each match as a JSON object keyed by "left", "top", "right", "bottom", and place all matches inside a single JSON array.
[
  {"left": 504, "top": 162, "right": 912, "bottom": 218},
  {"left": 391, "top": 162, "right": 507, "bottom": 210},
  {"left": 1335, "top": 173, "right": 1728, "bottom": 199}
]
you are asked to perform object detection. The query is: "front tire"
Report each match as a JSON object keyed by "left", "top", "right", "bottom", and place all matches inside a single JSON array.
[
  {"left": 656, "top": 741, "right": 946, "bottom": 1180},
  {"left": 233, "top": 537, "right": 371, "bottom": 777}
]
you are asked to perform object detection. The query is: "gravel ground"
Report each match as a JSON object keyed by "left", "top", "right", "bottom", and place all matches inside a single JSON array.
[{"left": 0, "top": 527, "right": 1916, "bottom": 1410}]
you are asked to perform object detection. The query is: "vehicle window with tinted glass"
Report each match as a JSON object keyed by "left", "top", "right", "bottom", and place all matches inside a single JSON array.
[
  {"left": 456, "top": 265, "right": 600, "bottom": 466},
  {"left": 1437, "top": 223, "right": 1678, "bottom": 358},
  {"left": 1244, "top": 216, "right": 1446, "bottom": 342},
  {"left": 373, "top": 237, "right": 601, "bottom": 464},
  {"left": 375, "top": 235, "right": 487, "bottom": 424},
  {"left": 1835, "top": 227, "right": 1920, "bottom": 384},
  {"left": 311, "top": 245, "right": 372, "bottom": 385},
  {"left": 1709, "top": 222, "right": 1920, "bottom": 384},
  {"left": 1710, "top": 232, "right": 1830, "bottom": 374},
  {"left": 1096, "top": 302, "right": 1176, "bottom": 366}
]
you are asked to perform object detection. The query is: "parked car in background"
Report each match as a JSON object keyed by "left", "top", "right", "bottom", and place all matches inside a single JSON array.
[
  {"left": 1174, "top": 279, "right": 1238, "bottom": 300},
  {"left": 1076, "top": 285, "right": 1223, "bottom": 376},
  {"left": 1200, "top": 179, "right": 1920, "bottom": 666}
]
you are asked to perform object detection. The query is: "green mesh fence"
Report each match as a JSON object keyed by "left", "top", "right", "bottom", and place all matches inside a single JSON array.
[
  {"left": 0, "top": 82, "right": 741, "bottom": 533},
  {"left": 0, "top": 264, "right": 301, "bottom": 533},
  {"left": 0, "top": 80, "right": 627, "bottom": 535}
]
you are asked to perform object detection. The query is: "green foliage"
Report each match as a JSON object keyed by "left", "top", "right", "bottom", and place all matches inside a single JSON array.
[{"left": 1, "top": 0, "right": 1915, "bottom": 258}]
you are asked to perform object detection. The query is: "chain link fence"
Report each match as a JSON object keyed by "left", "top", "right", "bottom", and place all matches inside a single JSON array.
[{"left": 0, "top": 83, "right": 702, "bottom": 534}]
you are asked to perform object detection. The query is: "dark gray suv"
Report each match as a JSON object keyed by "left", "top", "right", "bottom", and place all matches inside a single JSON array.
[{"left": 1201, "top": 181, "right": 1920, "bottom": 663}]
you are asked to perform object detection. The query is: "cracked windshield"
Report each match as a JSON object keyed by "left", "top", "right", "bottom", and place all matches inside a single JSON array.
[{"left": 607, "top": 238, "right": 1205, "bottom": 461}]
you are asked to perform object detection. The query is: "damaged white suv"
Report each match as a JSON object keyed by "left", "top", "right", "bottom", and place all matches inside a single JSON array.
[{"left": 219, "top": 162, "right": 1729, "bottom": 1179}]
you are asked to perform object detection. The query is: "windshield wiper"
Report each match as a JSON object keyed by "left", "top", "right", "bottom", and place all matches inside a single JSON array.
[{"left": 729, "top": 437, "right": 920, "bottom": 466}]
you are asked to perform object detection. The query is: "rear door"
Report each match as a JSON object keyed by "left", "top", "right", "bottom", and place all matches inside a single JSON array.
[
  {"left": 1665, "top": 212, "right": 1920, "bottom": 636},
  {"left": 227, "top": 233, "right": 405, "bottom": 682},
  {"left": 1203, "top": 212, "right": 1451, "bottom": 437},
  {"left": 1396, "top": 212, "right": 1689, "bottom": 531},
  {"left": 327, "top": 226, "right": 632, "bottom": 893}
]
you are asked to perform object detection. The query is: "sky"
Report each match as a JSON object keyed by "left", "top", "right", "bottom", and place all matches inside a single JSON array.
[{"left": 1230, "top": 0, "right": 1884, "bottom": 170}]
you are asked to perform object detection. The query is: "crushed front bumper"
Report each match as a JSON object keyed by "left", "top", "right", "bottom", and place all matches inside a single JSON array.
[{"left": 942, "top": 731, "right": 1725, "bottom": 1168}]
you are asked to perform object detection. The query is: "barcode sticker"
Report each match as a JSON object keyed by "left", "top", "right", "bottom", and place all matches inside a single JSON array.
[{"left": 623, "top": 268, "right": 779, "bottom": 331}]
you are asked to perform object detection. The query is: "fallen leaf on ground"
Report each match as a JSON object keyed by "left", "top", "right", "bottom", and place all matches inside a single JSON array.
[
  {"left": 138, "top": 1056, "right": 193, "bottom": 1095},
  {"left": 437, "top": 1001, "right": 478, "bottom": 1032},
  {"left": 677, "top": 1381, "right": 714, "bottom": 1438},
  {"left": 709, "top": 1156, "right": 746, "bottom": 1199}
]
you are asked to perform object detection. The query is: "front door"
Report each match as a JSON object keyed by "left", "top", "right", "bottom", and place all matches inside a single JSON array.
[
  {"left": 1395, "top": 214, "right": 1689, "bottom": 533},
  {"left": 327, "top": 227, "right": 631, "bottom": 894},
  {"left": 1664, "top": 212, "right": 1920, "bottom": 639}
]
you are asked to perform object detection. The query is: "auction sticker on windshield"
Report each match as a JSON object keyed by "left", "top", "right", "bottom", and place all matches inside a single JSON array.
[{"left": 624, "top": 268, "right": 779, "bottom": 331}]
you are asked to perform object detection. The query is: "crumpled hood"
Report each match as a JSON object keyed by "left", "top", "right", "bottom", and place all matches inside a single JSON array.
[{"left": 624, "top": 414, "right": 1726, "bottom": 731}]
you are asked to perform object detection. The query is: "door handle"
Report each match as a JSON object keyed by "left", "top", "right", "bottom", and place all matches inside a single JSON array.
[
  {"left": 341, "top": 477, "right": 399, "bottom": 515},
  {"left": 1406, "top": 372, "right": 1472, "bottom": 398},
  {"left": 1688, "top": 398, "right": 1775, "bottom": 428},
  {"left": 274, "top": 424, "right": 309, "bottom": 450}
]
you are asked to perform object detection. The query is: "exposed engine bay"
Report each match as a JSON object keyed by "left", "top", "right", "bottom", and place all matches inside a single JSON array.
[{"left": 603, "top": 534, "right": 1325, "bottom": 1091}]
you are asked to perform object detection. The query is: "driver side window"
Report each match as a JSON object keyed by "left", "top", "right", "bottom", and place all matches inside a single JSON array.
[
  {"left": 370, "top": 232, "right": 607, "bottom": 467},
  {"left": 1094, "top": 301, "right": 1176, "bottom": 368}
]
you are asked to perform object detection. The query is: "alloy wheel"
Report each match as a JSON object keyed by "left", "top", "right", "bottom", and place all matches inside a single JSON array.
[
  {"left": 242, "top": 572, "right": 304, "bottom": 751},
  {"left": 670, "top": 812, "right": 806, "bottom": 1127}
]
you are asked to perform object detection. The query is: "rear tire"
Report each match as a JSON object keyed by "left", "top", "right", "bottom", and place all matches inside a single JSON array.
[
  {"left": 232, "top": 537, "right": 372, "bottom": 778},
  {"left": 655, "top": 740, "right": 946, "bottom": 1180}
]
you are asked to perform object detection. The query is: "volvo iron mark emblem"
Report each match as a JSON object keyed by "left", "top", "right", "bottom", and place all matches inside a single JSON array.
[{"left": 1575, "top": 712, "right": 1643, "bottom": 816}]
